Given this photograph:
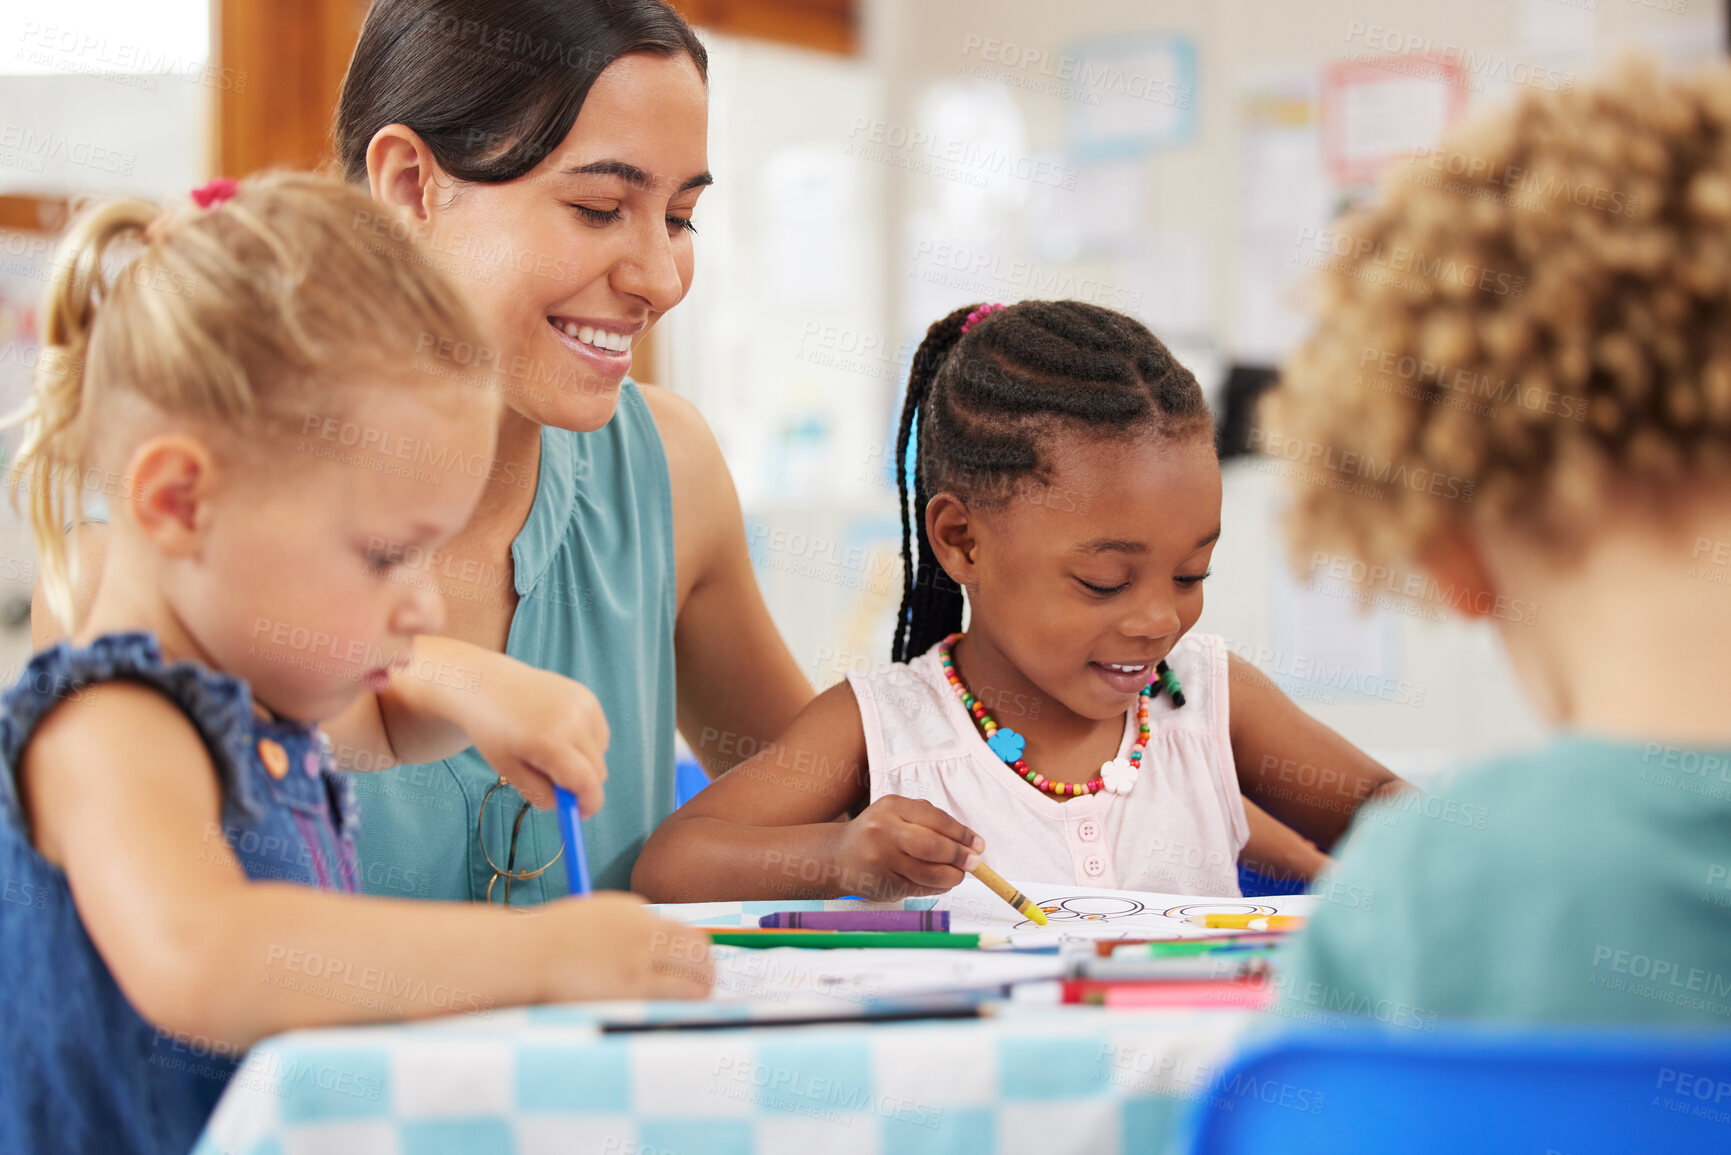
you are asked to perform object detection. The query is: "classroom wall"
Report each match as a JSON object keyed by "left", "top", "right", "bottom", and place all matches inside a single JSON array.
[{"left": 874, "top": 0, "right": 1720, "bottom": 365}]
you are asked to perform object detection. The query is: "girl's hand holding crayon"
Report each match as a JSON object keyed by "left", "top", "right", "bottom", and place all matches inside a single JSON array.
[{"left": 834, "top": 795, "right": 984, "bottom": 900}]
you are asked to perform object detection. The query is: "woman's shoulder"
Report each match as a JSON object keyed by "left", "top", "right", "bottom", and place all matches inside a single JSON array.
[
  {"left": 635, "top": 382, "right": 733, "bottom": 517},
  {"left": 632, "top": 382, "right": 749, "bottom": 606},
  {"left": 634, "top": 379, "right": 707, "bottom": 445},
  {"left": 522, "top": 382, "right": 681, "bottom": 588}
]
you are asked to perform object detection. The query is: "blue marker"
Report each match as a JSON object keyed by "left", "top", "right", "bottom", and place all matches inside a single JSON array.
[{"left": 555, "top": 786, "right": 592, "bottom": 895}]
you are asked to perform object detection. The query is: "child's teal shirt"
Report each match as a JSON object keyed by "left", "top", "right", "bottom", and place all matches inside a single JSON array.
[
  {"left": 350, "top": 381, "right": 678, "bottom": 899},
  {"left": 1277, "top": 735, "right": 1731, "bottom": 1027}
]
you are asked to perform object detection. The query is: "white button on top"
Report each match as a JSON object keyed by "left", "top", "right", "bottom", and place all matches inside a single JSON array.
[
  {"left": 1077, "top": 819, "right": 1102, "bottom": 843},
  {"left": 1083, "top": 854, "right": 1106, "bottom": 877}
]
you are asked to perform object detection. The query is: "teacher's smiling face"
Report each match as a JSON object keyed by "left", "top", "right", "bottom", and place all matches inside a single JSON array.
[{"left": 366, "top": 52, "right": 709, "bottom": 433}]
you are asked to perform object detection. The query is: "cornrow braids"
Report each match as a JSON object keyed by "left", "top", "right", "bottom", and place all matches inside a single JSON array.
[{"left": 890, "top": 300, "right": 1212, "bottom": 663}]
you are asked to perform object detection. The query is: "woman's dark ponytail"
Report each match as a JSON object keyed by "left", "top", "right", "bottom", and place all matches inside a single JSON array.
[{"left": 891, "top": 304, "right": 977, "bottom": 663}]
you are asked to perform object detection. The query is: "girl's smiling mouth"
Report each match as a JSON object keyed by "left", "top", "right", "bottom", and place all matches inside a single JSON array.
[{"left": 1090, "top": 660, "right": 1155, "bottom": 695}]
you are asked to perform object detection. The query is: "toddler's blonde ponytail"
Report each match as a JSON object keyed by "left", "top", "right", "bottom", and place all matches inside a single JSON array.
[
  {"left": 2, "top": 173, "right": 486, "bottom": 632},
  {"left": 7, "top": 199, "right": 162, "bottom": 629}
]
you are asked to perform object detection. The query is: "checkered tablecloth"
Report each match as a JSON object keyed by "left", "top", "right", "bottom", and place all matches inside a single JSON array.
[{"left": 190, "top": 1003, "right": 1260, "bottom": 1155}]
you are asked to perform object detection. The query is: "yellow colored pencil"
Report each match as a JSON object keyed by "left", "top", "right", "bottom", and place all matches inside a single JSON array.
[
  {"left": 1192, "top": 913, "right": 1306, "bottom": 932},
  {"left": 970, "top": 861, "right": 1048, "bottom": 926}
]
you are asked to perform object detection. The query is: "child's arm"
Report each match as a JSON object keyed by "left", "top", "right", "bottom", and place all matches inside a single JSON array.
[
  {"left": 1227, "top": 654, "right": 1408, "bottom": 852},
  {"left": 322, "top": 636, "right": 609, "bottom": 814},
  {"left": 1240, "top": 796, "right": 1331, "bottom": 885},
  {"left": 632, "top": 682, "right": 983, "bottom": 903},
  {"left": 21, "top": 682, "right": 710, "bottom": 1053}
]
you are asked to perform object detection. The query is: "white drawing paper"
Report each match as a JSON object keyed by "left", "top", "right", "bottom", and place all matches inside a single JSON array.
[{"left": 935, "top": 876, "right": 1316, "bottom": 948}]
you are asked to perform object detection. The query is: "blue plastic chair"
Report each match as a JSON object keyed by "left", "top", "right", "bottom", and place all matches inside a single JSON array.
[
  {"left": 673, "top": 754, "right": 710, "bottom": 809},
  {"left": 1180, "top": 1020, "right": 1731, "bottom": 1154},
  {"left": 1235, "top": 864, "right": 1303, "bottom": 898}
]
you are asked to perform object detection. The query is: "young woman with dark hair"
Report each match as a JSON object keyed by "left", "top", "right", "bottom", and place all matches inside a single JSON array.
[{"left": 36, "top": 0, "right": 813, "bottom": 900}]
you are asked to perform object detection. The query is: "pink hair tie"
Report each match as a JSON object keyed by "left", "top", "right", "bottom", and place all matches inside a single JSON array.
[
  {"left": 961, "top": 302, "right": 1005, "bottom": 335},
  {"left": 190, "top": 177, "right": 238, "bottom": 209}
]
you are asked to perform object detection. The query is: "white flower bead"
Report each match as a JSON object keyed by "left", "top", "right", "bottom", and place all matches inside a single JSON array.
[{"left": 1100, "top": 757, "right": 1139, "bottom": 795}]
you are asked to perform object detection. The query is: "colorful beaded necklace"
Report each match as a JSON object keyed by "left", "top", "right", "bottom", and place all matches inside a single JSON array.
[{"left": 936, "top": 633, "right": 1185, "bottom": 798}]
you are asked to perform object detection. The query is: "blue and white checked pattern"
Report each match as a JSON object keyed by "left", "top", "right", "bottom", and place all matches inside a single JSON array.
[{"left": 192, "top": 1005, "right": 1259, "bottom": 1155}]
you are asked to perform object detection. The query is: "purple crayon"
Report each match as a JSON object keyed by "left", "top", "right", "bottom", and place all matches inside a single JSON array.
[{"left": 757, "top": 910, "right": 951, "bottom": 931}]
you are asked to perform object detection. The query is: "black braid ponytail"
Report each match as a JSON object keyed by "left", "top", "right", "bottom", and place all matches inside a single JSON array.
[
  {"left": 890, "top": 299, "right": 1211, "bottom": 665},
  {"left": 892, "top": 304, "right": 975, "bottom": 663}
]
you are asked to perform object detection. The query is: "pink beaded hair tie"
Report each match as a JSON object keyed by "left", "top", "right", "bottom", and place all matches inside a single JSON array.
[
  {"left": 960, "top": 302, "right": 1005, "bottom": 334},
  {"left": 190, "top": 177, "right": 238, "bottom": 209}
]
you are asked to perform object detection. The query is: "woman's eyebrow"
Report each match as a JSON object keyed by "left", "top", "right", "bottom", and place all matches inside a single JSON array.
[{"left": 559, "top": 159, "right": 714, "bottom": 193}]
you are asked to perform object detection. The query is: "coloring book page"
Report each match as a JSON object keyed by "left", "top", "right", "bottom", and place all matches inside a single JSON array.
[
  {"left": 654, "top": 880, "right": 1315, "bottom": 948},
  {"left": 934, "top": 877, "right": 1316, "bottom": 946},
  {"left": 645, "top": 882, "right": 1313, "bottom": 1012}
]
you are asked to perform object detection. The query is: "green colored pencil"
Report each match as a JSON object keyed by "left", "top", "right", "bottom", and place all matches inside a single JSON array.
[{"left": 706, "top": 930, "right": 999, "bottom": 950}]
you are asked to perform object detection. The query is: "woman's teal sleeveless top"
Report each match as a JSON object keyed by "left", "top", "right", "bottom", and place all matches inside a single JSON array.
[{"left": 350, "top": 381, "right": 676, "bottom": 900}]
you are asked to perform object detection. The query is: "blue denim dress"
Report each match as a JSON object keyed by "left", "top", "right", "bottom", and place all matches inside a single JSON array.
[{"left": 0, "top": 632, "right": 359, "bottom": 1155}]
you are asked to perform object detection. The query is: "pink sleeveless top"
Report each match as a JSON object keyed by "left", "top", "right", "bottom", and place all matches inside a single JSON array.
[{"left": 848, "top": 632, "right": 1247, "bottom": 895}]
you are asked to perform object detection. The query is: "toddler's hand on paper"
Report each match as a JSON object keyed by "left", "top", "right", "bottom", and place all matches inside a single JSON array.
[
  {"left": 836, "top": 796, "right": 984, "bottom": 901},
  {"left": 544, "top": 892, "right": 713, "bottom": 1000},
  {"left": 465, "top": 661, "right": 610, "bottom": 815}
]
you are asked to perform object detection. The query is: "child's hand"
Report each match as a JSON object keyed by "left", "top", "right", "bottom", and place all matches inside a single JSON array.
[
  {"left": 335, "top": 639, "right": 612, "bottom": 815},
  {"left": 835, "top": 796, "right": 984, "bottom": 900},
  {"left": 542, "top": 892, "right": 714, "bottom": 999},
  {"left": 463, "top": 661, "right": 611, "bottom": 815}
]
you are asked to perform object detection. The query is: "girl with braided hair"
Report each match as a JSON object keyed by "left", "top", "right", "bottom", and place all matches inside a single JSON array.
[{"left": 636, "top": 299, "right": 1403, "bottom": 901}]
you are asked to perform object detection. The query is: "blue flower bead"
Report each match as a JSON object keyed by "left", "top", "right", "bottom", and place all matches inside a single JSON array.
[{"left": 986, "top": 728, "right": 1025, "bottom": 764}]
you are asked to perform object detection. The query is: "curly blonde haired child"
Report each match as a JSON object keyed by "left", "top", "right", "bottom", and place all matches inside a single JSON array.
[{"left": 1269, "top": 59, "right": 1731, "bottom": 1025}]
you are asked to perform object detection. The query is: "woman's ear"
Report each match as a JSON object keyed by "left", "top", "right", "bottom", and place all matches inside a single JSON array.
[
  {"left": 925, "top": 492, "right": 978, "bottom": 588},
  {"left": 366, "top": 124, "right": 442, "bottom": 226},
  {"left": 125, "top": 436, "right": 218, "bottom": 559}
]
